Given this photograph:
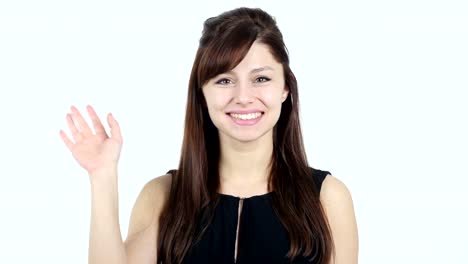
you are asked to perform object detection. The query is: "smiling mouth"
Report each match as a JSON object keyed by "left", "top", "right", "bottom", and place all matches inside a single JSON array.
[{"left": 228, "top": 112, "right": 264, "bottom": 120}]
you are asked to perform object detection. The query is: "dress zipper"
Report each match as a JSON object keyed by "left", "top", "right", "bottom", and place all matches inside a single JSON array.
[{"left": 234, "top": 197, "right": 245, "bottom": 263}]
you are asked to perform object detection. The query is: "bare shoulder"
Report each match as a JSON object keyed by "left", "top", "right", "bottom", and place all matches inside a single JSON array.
[
  {"left": 124, "top": 173, "right": 172, "bottom": 262},
  {"left": 319, "top": 174, "right": 355, "bottom": 220},
  {"left": 320, "top": 174, "right": 359, "bottom": 263},
  {"left": 144, "top": 173, "right": 172, "bottom": 201},
  {"left": 126, "top": 173, "right": 172, "bottom": 239},
  {"left": 320, "top": 174, "right": 353, "bottom": 204}
]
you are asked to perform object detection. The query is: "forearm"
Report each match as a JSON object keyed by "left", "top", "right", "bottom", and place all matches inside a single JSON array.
[{"left": 88, "top": 167, "right": 127, "bottom": 264}]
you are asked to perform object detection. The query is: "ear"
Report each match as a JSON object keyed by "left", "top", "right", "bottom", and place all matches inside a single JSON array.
[{"left": 281, "top": 85, "right": 289, "bottom": 103}]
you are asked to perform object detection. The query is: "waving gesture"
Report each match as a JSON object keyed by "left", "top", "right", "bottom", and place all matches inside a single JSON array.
[{"left": 59, "top": 105, "right": 123, "bottom": 178}]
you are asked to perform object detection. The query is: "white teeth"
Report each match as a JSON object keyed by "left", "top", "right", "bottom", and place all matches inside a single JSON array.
[{"left": 230, "top": 112, "right": 262, "bottom": 120}]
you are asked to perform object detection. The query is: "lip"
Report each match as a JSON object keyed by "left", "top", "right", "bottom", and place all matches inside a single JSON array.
[
  {"left": 226, "top": 109, "right": 264, "bottom": 114},
  {"left": 227, "top": 112, "right": 264, "bottom": 126}
]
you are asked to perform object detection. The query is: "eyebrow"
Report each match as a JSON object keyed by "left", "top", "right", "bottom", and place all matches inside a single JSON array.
[{"left": 225, "top": 66, "right": 274, "bottom": 75}]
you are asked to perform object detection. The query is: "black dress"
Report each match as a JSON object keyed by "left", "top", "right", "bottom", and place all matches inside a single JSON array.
[{"left": 168, "top": 168, "right": 331, "bottom": 264}]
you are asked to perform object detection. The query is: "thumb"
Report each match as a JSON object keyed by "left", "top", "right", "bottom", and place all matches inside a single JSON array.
[{"left": 107, "top": 113, "right": 123, "bottom": 144}]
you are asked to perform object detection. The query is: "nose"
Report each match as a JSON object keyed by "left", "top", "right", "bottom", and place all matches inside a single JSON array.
[{"left": 234, "top": 81, "right": 255, "bottom": 105}]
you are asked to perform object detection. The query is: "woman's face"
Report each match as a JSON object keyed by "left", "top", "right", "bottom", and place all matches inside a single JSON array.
[{"left": 202, "top": 41, "right": 289, "bottom": 143}]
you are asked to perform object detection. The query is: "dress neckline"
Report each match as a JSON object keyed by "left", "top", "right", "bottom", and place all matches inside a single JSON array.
[{"left": 217, "top": 191, "right": 274, "bottom": 200}]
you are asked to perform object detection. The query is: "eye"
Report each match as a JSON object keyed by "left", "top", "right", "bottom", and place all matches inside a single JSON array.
[
  {"left": 215, "top": 78, "right": 232, "bottom": 85},
  {"left": 256, "top": 76, "right": 271, "bottom": 83}
]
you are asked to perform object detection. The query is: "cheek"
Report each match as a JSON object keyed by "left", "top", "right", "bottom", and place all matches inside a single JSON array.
[
  {"left": 260, "top": 90, "right": 284, "bottom": 107},
  {"left": 205, "top": 93, "right": 230, "bottom": 113}
]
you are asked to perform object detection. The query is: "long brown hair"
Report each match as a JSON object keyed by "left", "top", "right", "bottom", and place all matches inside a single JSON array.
[{"left": 157, "top": 7, "right": 334, "bottom": 264}]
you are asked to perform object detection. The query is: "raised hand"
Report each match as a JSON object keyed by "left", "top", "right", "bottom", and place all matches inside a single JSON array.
[{"left": 59, "top": 105, "right": 123, "bottom": 178}]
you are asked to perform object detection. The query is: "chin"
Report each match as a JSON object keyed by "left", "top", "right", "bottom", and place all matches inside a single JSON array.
[
  {"left": 227, "top": 129, "right": 272, "bottom": 144},
  {"left": 232, "top": 135, "right": 260, "bottom": 143}
]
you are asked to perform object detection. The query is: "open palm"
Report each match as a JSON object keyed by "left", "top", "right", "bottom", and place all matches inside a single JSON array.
[{"left": 59, "top": 105, "right": 123, "bottom": 175}]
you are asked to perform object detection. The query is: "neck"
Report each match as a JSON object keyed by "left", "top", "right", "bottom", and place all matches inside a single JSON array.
[{"left": 218, "top": 130, "right": 273, "bottom": 191}]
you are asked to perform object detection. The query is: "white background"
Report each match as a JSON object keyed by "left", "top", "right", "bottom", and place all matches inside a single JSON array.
[{"left": 1, "top": 0, "right": 467, "bottom": 263}]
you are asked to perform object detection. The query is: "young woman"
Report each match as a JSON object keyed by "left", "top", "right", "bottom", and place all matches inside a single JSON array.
[{"left": 60, "top": 7, "right": 358, "bottom": 264}]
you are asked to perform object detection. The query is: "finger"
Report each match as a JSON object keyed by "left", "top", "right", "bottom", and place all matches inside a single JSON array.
[
  {"left": 70, "top": 105, "right": 93, "bottom": 136},
  {"left": 107, "top": 113, "right": 123, "bottom": 143},
  {"left": 59, "top": 129, "right": 74, "bottom": 151},
  {"left": 66, "top": 113, "right": 80, "bottom": 140},
  {"left": 86, "top": 105, "right": 107, "bottom": 137}
]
